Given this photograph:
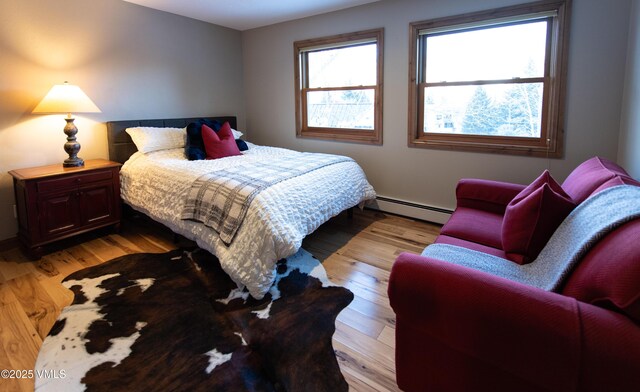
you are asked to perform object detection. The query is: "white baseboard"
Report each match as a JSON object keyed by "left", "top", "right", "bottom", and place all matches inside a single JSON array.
[{"left": 367, "top": 196, "right": 452, "bottom": 225}]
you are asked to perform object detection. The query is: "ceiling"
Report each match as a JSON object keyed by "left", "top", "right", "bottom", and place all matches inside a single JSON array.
[{"left": 122, "top": 0, "right": 381, "bottom": 31}]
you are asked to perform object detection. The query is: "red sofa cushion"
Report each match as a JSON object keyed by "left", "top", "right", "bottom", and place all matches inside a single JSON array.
[
  {"left": 202, "top": 122, "right": 242, "bottom": 160},
  {"left": 439, "top": 207, "right": 503, "bottom": 249},
  {"left": 502, "top": 170, "right": 575, "bottom": 264},
  {"left": 562, "top": 220, "right": 640, "bottom": 323},
  {"left": 455, "top": 178, "right": 526, "bottom": 214},
  {"left": 592, "top": 175, "right": 640, "bottom": 195},
  {"left": 435, "top": 234, "right": 507, "bottom": 259},
  {"left": 561, "top": 156, "right": 631, "bottom": 203}
]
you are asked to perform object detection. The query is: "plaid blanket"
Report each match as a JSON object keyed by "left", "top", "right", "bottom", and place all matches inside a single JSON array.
[{"left": 181, "top": 153, "right": 353, "bottom": 245}]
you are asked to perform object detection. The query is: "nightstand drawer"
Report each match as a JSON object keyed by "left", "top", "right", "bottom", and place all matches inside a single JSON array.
[{"left": 36, "top": 170, "right": 113, "bottom": 193}]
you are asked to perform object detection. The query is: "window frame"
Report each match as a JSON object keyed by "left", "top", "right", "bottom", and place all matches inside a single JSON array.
[
  {"left": 407, "top": 0, "right": 571, "bottom": 157},
  {"left": 294, "top": 29, "right": 384, "bottom": 145}
]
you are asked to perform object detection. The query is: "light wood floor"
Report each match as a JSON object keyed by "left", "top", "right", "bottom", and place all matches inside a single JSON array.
[{"left": 0, "top": 208, "right": 440, "bottom": 391}]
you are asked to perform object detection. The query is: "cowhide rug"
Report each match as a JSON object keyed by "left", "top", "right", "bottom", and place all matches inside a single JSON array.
[{"left": 35, "top": 248, "right": 353, "bottom": 391}]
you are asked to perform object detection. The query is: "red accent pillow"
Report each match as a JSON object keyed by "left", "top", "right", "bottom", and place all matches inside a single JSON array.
[
  {"left": 202, "top": 122, "right": 242, "bottom": 160},
  {"left": 502, "top": 170, "right": 575, "bottom": 264}
]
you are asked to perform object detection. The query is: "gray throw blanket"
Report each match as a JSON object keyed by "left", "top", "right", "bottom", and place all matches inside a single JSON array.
[
  {"left": 181, "top": 153, "right": 352, "bottom": 245},
  {"left": 421, "top": 185, "right": 640, "bottom": 291}
]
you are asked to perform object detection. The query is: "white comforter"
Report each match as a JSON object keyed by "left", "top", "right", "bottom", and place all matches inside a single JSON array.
[{"left": 120, "top": 143, "right": 376, "bottom": 299}]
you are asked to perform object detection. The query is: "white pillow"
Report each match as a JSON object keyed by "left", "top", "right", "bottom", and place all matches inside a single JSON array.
[
  {"left": 125, "top": 127, "right": 186, "bottom": 153},
  {"left": 231, "top": 128, "right": 243, "bottom": 139}
]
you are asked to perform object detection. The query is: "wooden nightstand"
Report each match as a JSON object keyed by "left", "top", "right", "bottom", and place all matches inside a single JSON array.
[{"left": 9, "top": 159, "right": 122, "bottom": 259}]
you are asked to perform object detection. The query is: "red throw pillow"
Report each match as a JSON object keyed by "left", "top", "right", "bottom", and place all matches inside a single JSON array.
[
  {"left": 502, "top": 170, "right": 575, "bottom": 264},
  {"left": 202, "top": 122, "right": 242, "bottom": 160}
]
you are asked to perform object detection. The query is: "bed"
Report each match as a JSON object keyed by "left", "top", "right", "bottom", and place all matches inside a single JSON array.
[{"left": 106, "top": 116, "right": 376, "bottom": 299}]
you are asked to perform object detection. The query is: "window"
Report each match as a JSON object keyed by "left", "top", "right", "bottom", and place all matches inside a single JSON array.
[
  {"left": 295, "top": 29, "right": 384, "bottom": 144},
  {"left": 408, "top": 1, "right": 570, "bottom": 156}
]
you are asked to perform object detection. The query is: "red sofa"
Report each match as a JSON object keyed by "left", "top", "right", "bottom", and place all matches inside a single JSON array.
[{"left": 388, "top": 157, "right": 640, "bottom": 391}]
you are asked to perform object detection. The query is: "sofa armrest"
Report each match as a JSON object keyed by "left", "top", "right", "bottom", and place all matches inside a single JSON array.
[
  {"left": 388, "top": 252, "right": 640, "bottom": 391},
  {"left": 455, "top": 178, "right": 526, "bottom": 213}
]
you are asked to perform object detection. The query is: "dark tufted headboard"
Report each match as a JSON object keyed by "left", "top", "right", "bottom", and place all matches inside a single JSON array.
[{"left": 106, "top": 116, "right": 237, "bottom": 164}]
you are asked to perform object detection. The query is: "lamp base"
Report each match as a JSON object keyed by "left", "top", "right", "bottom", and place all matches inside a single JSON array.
[
  {"left": 62, "top": 116, "right": 84, "bottom": 167},
  {"left": 63, "top": 157, "right": 84, "bottom": 167}
]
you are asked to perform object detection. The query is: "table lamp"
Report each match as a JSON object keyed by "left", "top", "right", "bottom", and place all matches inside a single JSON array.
[{"left": 32, "top": 82, "right": 101, "bottom": 167}]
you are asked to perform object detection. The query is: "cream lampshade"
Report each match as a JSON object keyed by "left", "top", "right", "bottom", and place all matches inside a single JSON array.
[{"left": 33, "top": 82, "right": 101, "bottom": 167}]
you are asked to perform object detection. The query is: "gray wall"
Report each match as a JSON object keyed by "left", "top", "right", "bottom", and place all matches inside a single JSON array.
[
  {"left": 0, "top": 0, "right": 244, "bottom": 241},
  {"left": 619, "top": 0, "right": 640, "bottom": 178},
  {"left": 242, "top": 0, "right": 633, "bottom": 213}
]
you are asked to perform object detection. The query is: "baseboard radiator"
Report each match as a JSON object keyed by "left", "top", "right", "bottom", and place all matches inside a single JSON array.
[{"left": 368, "top": 196, "right": 453, "bottom": 225}]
